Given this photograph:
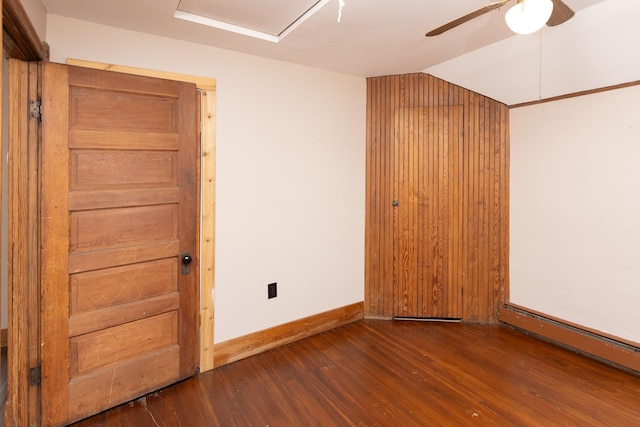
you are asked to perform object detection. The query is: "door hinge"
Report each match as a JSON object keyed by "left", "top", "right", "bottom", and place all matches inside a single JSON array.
[
  {"left": 29, "top": 99, "right": 42, "bottom": 121},
  {"left": 29, "top": 365, "right": 41, "bottom": 386}
]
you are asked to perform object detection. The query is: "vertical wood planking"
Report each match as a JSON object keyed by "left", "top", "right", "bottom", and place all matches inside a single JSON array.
[
  {"left": 461, "top": 89, "right": 470, "bottom": 319},
  {"left": 490, "top": 104, "right": 498, "bottom": 319},
  {"left": 468, "top": 93, "right": 479, "bottom": 320},
  {"left": 450, "top": 105, "right": 462, "bottom": 317},
  {"left": 364, "top": 79, "right": 373, "bottom": 315},
  {"left": 392, "top": 109, "right": 401, "bottom": 314},
  {"left": 365, "top": 73, "right": 509, "bottom": 322},
  {"left": 387, "top": 76, "right": 398, "bottom": 317},
  {"left": 393, "top": 104, "right": 461, "bottom": 319},
  {"left": 500, "top": 105, "right": 510, "bottom": 306},
  {"left": 479, "top": 94, "right": 487, "bottom": 319},
  {"left": 365, "top": 77, "right": 382, "bottom": 317},
  {"left": 416, "top": 104, "right": 425, "bottom": 316},
  {"left": 439, "top": 84, "right": 448, "bottom": 315}
]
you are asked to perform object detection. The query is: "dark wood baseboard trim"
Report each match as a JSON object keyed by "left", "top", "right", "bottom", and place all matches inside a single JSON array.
[
  {"left": 499, "top": 303, "right": 640, "bottom": 373},
  {"left": 214, "top": 302, "right": 364, "bottom": 367},
  {"left": 509, "top": 80, "right": 640, "bottom": 109}
]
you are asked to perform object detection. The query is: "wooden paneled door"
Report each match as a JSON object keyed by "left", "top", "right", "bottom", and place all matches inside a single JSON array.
[
  {"left": 39, "top": 63, "right": 199, "bottom": 426},
  {"left": 393, "top": 106, "right": 463, "bottom": 319}
]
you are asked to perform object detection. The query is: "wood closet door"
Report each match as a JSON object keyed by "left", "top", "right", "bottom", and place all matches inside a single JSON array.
[
  {"left": 393, "top": 106, "right": 463, "bottom": 319},
  {"left": 39, "top": 63, "right": 199, "bottom": 426}
]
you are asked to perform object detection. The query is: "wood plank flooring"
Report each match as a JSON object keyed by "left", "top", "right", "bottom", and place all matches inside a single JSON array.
[
  {"left": 71, "top": 320, "right": 640, "bottom": 426},
  {"left": 1, "top": 347, "right": 6, "bottom": 427}
]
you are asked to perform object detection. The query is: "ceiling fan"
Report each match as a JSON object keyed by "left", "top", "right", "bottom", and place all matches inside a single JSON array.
[{"left": 426, "top": 0, "right": 575, "bottom": 37}]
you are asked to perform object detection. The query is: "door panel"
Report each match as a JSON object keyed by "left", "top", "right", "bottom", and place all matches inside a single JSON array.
[
  {"left": 70, "top": 205, "right": 178, "bottom": 251},
  {"left": 70, "top": 259, "right": 178, "bottom": 313},
  {"left": 40, "top": 63, "right": 199, "bottom": 426},
  {"left": 67, "top": 346, "right": 181, "bottom": 419},
  {"left": 393, "top": 106, "right": 463, "bottom": 319},
  {"left": 70, "top": 150, "right": 178, "bottom": 188},
  {"left": 70, "top": 87, "right": 178, "bottom": 131},
  {"left": 70, "top": 311, "right": 178, "bottom": 375}
]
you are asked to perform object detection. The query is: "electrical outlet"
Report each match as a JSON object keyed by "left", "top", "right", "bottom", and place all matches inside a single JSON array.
[{"left": 267, "top": 282, "right": 277, "bottom": 299}]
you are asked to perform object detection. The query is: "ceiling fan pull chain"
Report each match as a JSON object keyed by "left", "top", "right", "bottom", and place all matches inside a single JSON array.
[
  {"left": 338, "top": 0, "right": 346, "bottom": 22},
  {"left": 539, "top": 29, "right": 543, "bottom": 100}
]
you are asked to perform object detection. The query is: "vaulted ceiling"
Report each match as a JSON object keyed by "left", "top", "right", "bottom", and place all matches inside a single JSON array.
[{"left": 41, "top": 0, "right": 639, "bottom": 105}]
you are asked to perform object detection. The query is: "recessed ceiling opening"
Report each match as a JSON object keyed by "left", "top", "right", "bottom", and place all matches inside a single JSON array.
[{"left": 174, "top": 0, "right": 331, "bottom": 43}]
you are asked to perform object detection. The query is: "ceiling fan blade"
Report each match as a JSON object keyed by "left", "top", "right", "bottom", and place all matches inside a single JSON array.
[
  {"left": 547, "top": 0, "right": 575, "bottom": 26},
  {"left": 426, "top": 0, "right": 511, "bottom": 37}
]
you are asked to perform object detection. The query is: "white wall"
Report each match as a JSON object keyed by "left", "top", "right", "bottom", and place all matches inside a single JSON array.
[
  {"left": 510, "top": 85, "right": 640, "bottom": 343},
  {"left": 425, "top": 0, "right": 640, "bottom": 106},
  {"left": 45, "top": 15, "right": 366, "bottom": 343}
]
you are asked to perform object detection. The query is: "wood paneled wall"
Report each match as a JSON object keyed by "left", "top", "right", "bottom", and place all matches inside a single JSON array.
[{"left": 365, "top": 73, "right": 509, "bottom": 323}]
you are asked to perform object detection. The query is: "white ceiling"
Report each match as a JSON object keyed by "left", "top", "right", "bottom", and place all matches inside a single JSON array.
[{"left": 40, "top": 0, "right": 640, "bottom": 105}]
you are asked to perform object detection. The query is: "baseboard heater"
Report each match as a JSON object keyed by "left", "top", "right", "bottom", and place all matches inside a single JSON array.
[{"left": 499, "top": 303, "right": 640, "bottom": 374}]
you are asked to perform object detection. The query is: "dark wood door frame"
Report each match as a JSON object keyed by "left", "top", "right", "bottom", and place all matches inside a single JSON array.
[
  {"left": 2, "top": 1, "right": 48, "bottom": 425},
  {"left": 3, "top": 0, "right": 49, "bottom": 61},
  {"left": 6, "top": 58, "right": 40, "bottom": 427}
]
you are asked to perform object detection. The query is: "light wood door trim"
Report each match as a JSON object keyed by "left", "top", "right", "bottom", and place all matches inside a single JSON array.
[
  {"left": 199, "top": 87, "right": 216, "bottom": 371},
  {"left": 66, "top": 59, "right": 217, "bottom": 372},
  {"left": 66, "top": 59, "right": 216, "bottom": 90}
]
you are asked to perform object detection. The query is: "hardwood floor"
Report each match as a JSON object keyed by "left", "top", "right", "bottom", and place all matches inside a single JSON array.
[
  {"left": 1, "top": 347, "right": 6, "bottom": 427},
  {"left": 71, "top": 320, "right": 640, "bottom": 426}
]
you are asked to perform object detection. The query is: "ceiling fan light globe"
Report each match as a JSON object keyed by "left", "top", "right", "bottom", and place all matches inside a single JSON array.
[{"left": 505, "top": 0, "right": 554, "bottom": 35}]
